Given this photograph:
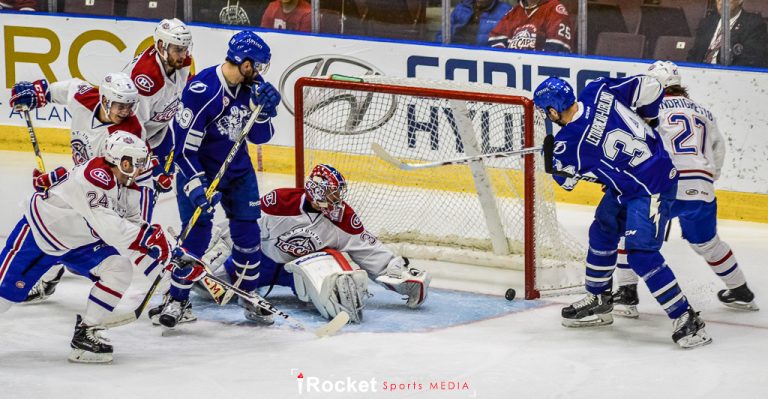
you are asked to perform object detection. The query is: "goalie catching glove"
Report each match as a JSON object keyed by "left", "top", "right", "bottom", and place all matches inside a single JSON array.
[
  {"left": 285, "top": 249, "right": 369, "bottom": 323},
  {"left": 376, "top": 257, "right": 431, "bottom": 308}
]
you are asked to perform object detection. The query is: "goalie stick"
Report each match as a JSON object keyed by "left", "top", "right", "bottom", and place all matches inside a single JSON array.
[
  {"left": 103, "top": 105, "right": 264, "bottom": 328},
  {"left": 371, "top": 142, "right": 542, "bottom": 170}
]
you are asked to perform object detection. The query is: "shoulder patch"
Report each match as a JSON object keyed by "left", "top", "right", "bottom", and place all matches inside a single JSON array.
[
  {"left": 334, "top": 204, "right": 365, "bottom": 235},
  {"left": 555, "top": 4, "right": 568, "bottom": 15},
  {"left": 129, "top": 47, "right": 164, "bottom": 95},
  {"left": 73, "top": 86, "right": 100, "bottom": 110},
  {"left": 134, "top": 74, "right": 156, "bottom": 93},
  {"left": 260, "top": 188, "right": 305, "bottom": 216},
  {"left": 189, "top": 81, "right": 208, "bottom": 93},
  {"left": 84, "top": 158, "right": 116, "bottom": 190},
  {"left": 108, "top": 116, "right": 143, "bottom": 137}
]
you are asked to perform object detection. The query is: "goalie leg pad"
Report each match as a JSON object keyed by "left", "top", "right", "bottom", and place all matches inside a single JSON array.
[
  {"left": 375, "top": 257, "right": 431, "bottom": 309},
  {"left": 285, "top": 250, "right": 369, "bottom": 323}
]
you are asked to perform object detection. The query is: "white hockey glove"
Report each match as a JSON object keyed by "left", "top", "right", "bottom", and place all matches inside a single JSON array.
[
  {"left": 375, "top": 257, "right": 431, "bottom": 309},
  {"left": 285, "top": 251, "right": 369, "bottom": 323}
]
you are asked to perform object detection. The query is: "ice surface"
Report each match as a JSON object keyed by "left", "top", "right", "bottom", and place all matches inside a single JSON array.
[{"left": 0, "top": 151, "right": 766, "bottom": 399}]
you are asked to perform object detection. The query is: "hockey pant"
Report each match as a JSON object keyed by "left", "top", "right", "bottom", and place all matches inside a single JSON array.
[
  {"left": 587, "top": 189, "right": 690, "bottom": 319},
  {"left": 0, "top": 218, "right": 131, "bottom": 324},
  {"left": 615, "top": 199, "right": 746, "bottom": 289}
]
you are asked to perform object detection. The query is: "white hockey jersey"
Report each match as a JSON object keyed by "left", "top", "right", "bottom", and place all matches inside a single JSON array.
[
  {"left": 49, "top": 79, "right": 145, "bottom": 166},
  {"left": 23, "top": 157, "right": 149, "bottom": 256},
  {"left": 657, "top": 95, "right": 726, "bottom": 202},
  {"left": 122, "top": 46, "right": 192, "bottom": 149},
  {"left": 259, "top": 188, "right": 396, "bottom": 278}
]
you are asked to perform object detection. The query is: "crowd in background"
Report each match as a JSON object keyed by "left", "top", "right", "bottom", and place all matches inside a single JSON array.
[{"left": 1, "top": 0, "right": 766, "bottom": 68}]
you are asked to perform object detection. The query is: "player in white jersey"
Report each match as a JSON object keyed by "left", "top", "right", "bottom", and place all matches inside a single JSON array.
[
  {"left": 9, "top": 72, "right": 152, "bottom": 302},
  {"left": 123, "top": 18, "right": 193, "bottom": 196},
  {"left": 612, "top": 61, "right": 758, "bottom": 317},
  {"left": 0, "top": 133, "right": 173, "bottom": 363},
  {"left": 200, "top": 164, "right": 432, "bottom": 323}
]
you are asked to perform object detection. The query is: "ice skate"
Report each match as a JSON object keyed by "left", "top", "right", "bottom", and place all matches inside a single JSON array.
[
  {"left": 24, "top": 267, "right": 65, "bottom": 303},
  {"left": 157, "top": 297, "right": 195, "bottom": 329},
  {"left": 149, "top": 293, "right": 197, "bottom": 326},
  {"left": 672, "top": 308, "right": 712, "bottom": 349},
  {"left": 68, "top": 315, "right": 113, "bottom": 364},
  {"left": 562, "top": 292, "right": 614, "bottom": 327},
  {"left": 717, "top": 283, "right": 759, "bottom": 311},
  {"left": 241, "top": 296, "right": 274, "bottom": 325},
  {"left": 612, "top": 284, "right": 639, "bottom": 318}
]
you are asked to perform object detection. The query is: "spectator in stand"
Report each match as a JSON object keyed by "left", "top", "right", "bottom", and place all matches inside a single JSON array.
[
  {"left": 0, "top": 0, "right": 36, "bottom": 10},
  {"left": 688, "top": 0, "right": 768, "bottom": 67},
  {"left": 437, "top": 0, "right": 512, "bottom": 46},
  {"left": 488, "top": 0, "right": 573, "bottom": 53},
  {"left": 261, "top": 0, "right": 312, "bottom": 32}
]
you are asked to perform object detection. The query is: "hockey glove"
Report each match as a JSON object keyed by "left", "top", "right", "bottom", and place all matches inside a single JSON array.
[
  {"left": 249, "top": 81, "right": 281, "bottom": 119},
  {"left": 32, "top": 167, "right": 67, "bottom": 192},
  {"left": 183, "top": 173, "right": 221, "bottom": 213},
  {"left": 149, "top": 157, "right": 174, "bottom": 193},
  {"left": 165, "top": 248, "right": 207, "bottom": 282},
  {"left": 130, "top": 223, "right": 171, "bottom": 262},
  {"left": 10, "top": 80, "right": 50, "bottom": 110}
]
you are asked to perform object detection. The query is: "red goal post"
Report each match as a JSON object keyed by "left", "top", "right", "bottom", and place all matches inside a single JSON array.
[{"left": 293, "top": 75, "right": 584, "bottom": 299}]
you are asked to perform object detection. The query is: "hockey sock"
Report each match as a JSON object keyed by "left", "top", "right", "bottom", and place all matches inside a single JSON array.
[
  {"left": 229, "top": 220, "right": 262, "bottom": 292},
  {"left": 690, "top": 235, "right": 746, "bottom": 289},
  {"left": 616, "top": 239, "right": 638, "bottom": 287},
  {"left": 629, "top": 250, "right": 689, "bottom": 319},
  {"left": 584, "top": 221, "right": 620, "bottom": 295}
]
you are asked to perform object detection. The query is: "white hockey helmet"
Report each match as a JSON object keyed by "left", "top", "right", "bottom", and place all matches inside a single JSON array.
[
  {"left": 104, "top": 131, "right": 150, "bottom": 182},
  {"left": 154, "top": 18, "right": 193, "bottom": 49},
  {"left": 100, "top": 72, "right": 139, "bottom": 114},
  {"left": 647, "top": 60, "right": 682, "bottom": 88}
]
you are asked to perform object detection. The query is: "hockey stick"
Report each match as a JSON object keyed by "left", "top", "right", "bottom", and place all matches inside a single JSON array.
[
  {"left": 371, "top": 142, "right": 542, "bottom": 171},
  {"left": 19, "top": 107, "right": 46, "bottom": 173},
  {"left": 201, "top": 271, "right": 350, "bottom": 337},
  {"left": 103, "top": 106, "right": 264, "bottom": 328}
]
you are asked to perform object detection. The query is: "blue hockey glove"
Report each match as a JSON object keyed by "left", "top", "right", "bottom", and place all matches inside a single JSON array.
[
  {"left": 249, "top": 81, "right": 280, "bottom": 119},
  {"left": 183, "top": 173, "right": 221, "bottom": 213},
  {"left": 10, "top": 80, "right": 50, "bottom": 110}
]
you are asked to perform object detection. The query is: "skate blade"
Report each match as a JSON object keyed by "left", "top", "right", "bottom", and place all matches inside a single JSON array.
[
  {"left": 677, "top": 330, "right": 713, "bottom": 349},
  {"left": 151, "top": 314, "right": 198, "bottom": 326},
  {"left": 68, "top": 349, "right": 113, "bottom": 364},
  {"left": 562, "top": 313, "right": 613, "bottom": 328},
  {"left": 612, "top": 305, "right": 639, "bottom": 318},
  {"left": 722, "top": 301, "right": 760, "bottom": 311}
]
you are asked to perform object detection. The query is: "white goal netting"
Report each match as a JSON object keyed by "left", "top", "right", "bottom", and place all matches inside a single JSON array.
[{"left": 296, "top": 75, "right": 585, "bottom": 298}]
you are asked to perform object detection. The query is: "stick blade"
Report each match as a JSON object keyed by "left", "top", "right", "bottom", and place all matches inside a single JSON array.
[
  {"left": 371, "top": 143, "right": 412, "bottom": 170},
  {"left": 314, "top": 311, "right": 350, "bottom": 337}
]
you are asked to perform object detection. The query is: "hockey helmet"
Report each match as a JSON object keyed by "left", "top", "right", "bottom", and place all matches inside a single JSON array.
[
  {"left": 305, "top": 164, "right": 348, "bottom": 222},
  {"left": 99, "top": 72, "right": 139, "bottom": 115},
  {"left": 103, "top": 131, "right": 150, "bottom": 183},
  {"left": 533, "top": 77, "right": 576, "bottom": 114},
  {"left": 154, "top": 18, "right": 192, "bottom": 49},
  {"left": 226, "top": 30, "right": 271, "bottom": 74},
  {"left": 647, "top": 60, "right": 682, "bottom": 88}
]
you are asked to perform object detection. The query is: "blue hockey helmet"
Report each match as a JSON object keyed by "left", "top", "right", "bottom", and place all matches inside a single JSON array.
[
  {"left": 227, "top": 30, "right": 271, "bottom": 71},
  {"left": 533, "top": 77, "right": 576, "bottom": 114}
]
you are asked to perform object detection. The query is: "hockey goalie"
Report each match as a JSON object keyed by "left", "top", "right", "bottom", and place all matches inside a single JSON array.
[{"left": 201, "top": 164, "right": 431, "bottom": 323}]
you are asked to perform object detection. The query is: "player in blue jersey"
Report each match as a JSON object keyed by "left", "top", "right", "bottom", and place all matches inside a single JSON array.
[
  {"left": 534, "top": 75, "right": 712, "bottom": 349},
  {"left": 152, "top": 30, "right": 281, "bottom": 328}
]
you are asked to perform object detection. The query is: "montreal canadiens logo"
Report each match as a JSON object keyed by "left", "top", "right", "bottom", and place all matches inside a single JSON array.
[
  {"left": 263, "top": 191, "right": 277, "bottom": 207},
  {"left": 276, "top": 235, "right": 317, "bottom": 257},
  {"left": 350, "top": 214, "right": 363, "bottom": 230},
  {"left": 90, "top": 168, "right": 112, "bottom": 186},
  {"left": 134, "top": 74, "right": 155, "bottom": 92},
  {"left": 555, "top": 4, "right": 568, "bottom": 15}
]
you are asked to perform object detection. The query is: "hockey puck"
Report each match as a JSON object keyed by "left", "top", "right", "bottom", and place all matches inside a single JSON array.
[{"left": 505, "top": 288, "right": 516, "bottom": 301}]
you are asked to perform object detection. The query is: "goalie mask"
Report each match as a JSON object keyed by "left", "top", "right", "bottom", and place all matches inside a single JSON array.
[{"left": 305, "top": 164, "right": 348, "bottom": 222}]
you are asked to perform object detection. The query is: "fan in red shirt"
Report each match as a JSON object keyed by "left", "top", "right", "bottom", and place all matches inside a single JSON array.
[
  {"left": 488, "top": 0, "right": 574, "bottom": 53},
  {"left": 260, "top": 0, "right": 312, "bottom": 32}
]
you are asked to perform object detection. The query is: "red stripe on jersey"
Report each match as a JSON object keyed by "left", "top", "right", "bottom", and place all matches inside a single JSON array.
[
  {"left": 73, "top": 86, "right": 100, "bottom": 110},
  {"left": 96, "top": 281, "right": 123, "bottom": 299},
  {"left": 32, "top": 194, "right": 68, "bottom": 249},
  {"left": 260, "top": 188, "right": 306, "bottom": 216},
  {"left": 107, "top": 115, "right": 144, "bottom": 139},
  {"left": 0, "top": 224, "right": 30, "bottom": 282},
  {"left": 679, "top": 169, "right": 714, "bottom": 177},
  {"left": 84, "top": 158, "right": 117, "bottom": 190},
  {"left": 323, "top": 248, "right": 353, "bottom": 271},
  {"left": 130, "top": 47, "right": 166, "bottom": 96},
  {"left": 708, "top": 250, "right": 733, "bottom": 267}
]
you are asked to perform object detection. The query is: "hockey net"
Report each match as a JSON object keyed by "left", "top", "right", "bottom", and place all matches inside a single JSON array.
[{"left": 294, "top": 75, "right": 585, "bottom": 299}]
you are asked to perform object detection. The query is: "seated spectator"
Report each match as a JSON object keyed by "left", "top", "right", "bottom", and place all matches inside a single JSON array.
[
  {"left": 488, "top": 0, "right": 573, "bottom": 53},
  {"left": 688, "top": 0, "right": 767, "bottom": 67},
  {"left": 261, "top": 0, "right": 312, "bottom": 32},
  {"left": 0, "top": 0, "right": 36, "bottom": 10},
  {"left": 437, "top": 0, "right": 512, "bottom": 46}
]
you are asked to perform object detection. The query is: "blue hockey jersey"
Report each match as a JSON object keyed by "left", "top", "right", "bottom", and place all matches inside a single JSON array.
[
  {"left": 550, "top": 76, "right": 677, "bottom": 202},
  {"left": 171, "top": 64, "right": 275, "bottom": 184}
]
